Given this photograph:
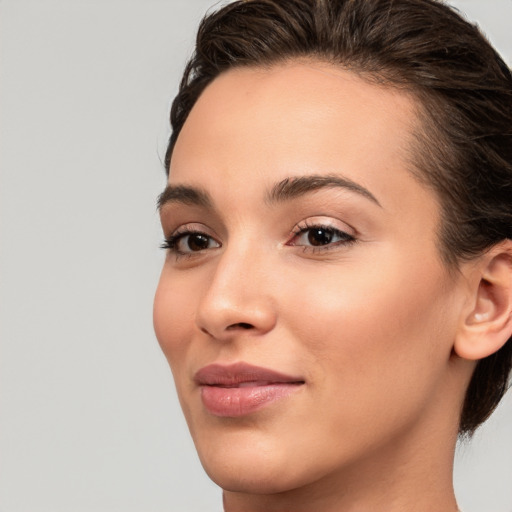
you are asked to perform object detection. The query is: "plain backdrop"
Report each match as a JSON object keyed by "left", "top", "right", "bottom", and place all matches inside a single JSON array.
[{"left": 1, "top": 1, "right": 511, "bottom": 511}]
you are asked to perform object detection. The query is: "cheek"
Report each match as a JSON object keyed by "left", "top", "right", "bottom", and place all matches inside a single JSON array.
[
  {"left": 286, "top": 254, "right": 456, "bottom": 425},
  {"left": 153, "top": 269, "right": 196, "bottom": 374}
]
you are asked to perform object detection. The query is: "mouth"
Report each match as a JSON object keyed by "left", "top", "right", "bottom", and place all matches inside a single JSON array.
[{"left": 194, "top": 362, "right": 305, "bottom": 417}]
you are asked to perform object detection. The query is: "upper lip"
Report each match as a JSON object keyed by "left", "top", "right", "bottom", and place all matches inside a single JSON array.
[{"left": 194, "top": 362, "right": 305, "bottom": 387}]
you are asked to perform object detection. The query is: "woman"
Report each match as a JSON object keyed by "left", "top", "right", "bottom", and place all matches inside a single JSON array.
[{"left": 154, "top": 0, "right": 512, "bottom": 510}]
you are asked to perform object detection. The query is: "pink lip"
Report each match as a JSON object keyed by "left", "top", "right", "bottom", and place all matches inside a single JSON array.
[{"left": 194, "top": 362, "right": 305, "bottom": 417}]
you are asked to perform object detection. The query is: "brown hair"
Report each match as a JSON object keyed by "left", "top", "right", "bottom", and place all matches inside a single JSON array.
[{"left": 165, "top": 0, "right": 512, "bottom": 435}]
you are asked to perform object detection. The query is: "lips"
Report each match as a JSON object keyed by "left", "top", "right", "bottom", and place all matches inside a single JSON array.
[{"left": 194, "top": 362, "right": 305, "bottom": 417}]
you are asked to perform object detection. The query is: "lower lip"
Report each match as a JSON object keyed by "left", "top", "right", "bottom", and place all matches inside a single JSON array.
[{"left": 200, "top": 383, "right": 303, "bottom": 417}]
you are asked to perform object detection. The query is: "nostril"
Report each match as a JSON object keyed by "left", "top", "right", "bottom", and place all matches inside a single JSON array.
[
  {"left": 227, "top": 322, "right": 254, "bottom": 330},
  {"left": 199, "top": 322, "right": 256, "bottom": 338}
]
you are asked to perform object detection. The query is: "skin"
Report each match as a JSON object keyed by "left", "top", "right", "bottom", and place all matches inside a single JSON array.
[{"left": 153, "top": 62, "right": 478, "bottom": 512}]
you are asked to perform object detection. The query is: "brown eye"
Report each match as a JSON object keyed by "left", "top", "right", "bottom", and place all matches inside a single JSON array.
[
  {"left": 175, "top": 232, "right": 220, "bottom": 253},
  {"left": 162, "top": 231, "right": 221, "bottom": 255},
  {"left": 307, "top": 228, "right": 334, "bottom": 246},
  {"left": 289, "top": 224, "right": 356, "bottom": 250},
  {"left": 185, "top": 234, "right": 211, "bottom": 251}
]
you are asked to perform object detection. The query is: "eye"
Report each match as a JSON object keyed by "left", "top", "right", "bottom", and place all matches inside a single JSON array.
[
  {"left": 161, "top": 230, "right": 221, "bottom": 255},
  {"left": 288, "top": 224, "right": 355, "bottom": 249}
]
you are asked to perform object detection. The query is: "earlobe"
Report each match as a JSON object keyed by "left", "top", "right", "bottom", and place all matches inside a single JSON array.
[{"left": 454, "top": 242, "right": 512, "bottom": 361}]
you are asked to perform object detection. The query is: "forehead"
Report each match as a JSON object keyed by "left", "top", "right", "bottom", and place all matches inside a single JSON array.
[{"left": 169, "top": 61, "right": 425, "bottom": 212}]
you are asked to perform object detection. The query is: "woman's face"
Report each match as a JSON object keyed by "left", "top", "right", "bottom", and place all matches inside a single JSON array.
[{"left": 154, "top": 62, "right": 468, "bottom": 494}]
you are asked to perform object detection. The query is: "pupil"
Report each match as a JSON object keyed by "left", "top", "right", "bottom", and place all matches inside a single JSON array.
[
  {"left": 188, "top": 234, "right": 209, "bottom": 251},
  {"left": 308, "top": 228, "right": 332, "bottom": 246}
]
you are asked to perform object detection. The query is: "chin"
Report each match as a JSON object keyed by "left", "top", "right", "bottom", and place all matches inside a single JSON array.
[
  {"left": 194, "top": 430, "right": 311, "bottom": 494},
  {"left": 203, "top": 461, "right": 306, "bottom": 495},
  {"left": 207, "top": 468, "right": 293, "bottom": 495}
]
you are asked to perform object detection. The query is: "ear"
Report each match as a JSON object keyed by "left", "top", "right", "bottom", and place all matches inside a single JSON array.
[{"left": 454, "top": 241, "right": 512, "bottom": 361}]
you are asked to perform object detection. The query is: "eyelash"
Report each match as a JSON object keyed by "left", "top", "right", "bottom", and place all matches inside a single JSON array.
[
  {"left": 161, "top": 222, "right": 357, "bottom": 257},
  {"left": 287, "top": 222, "right": 356, "bottom": 252},
  {"left": 160, "top": 228, "right": 221, "bottom": 257}
]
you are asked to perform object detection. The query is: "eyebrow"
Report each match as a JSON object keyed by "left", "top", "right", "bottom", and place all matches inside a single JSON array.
[
  {"left": 157, "top": 174, "right": 381, "bottom": 211},
  {"left": 157, "top": 184, "right": 213, "bottom": 210},
  {"left": 266, "top": 175, "right": 381, "bottom": 207}
]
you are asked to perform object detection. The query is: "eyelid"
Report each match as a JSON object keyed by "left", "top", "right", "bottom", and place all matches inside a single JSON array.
[
  {"left": 290, "top": 216, "right": 356, "bottom": 238},
  {"left": 164, "top": 222, "right": 216, "bottom": 239},
  {"left": 286, "top": 217, "right": 357, "bottom": 250},
  {"left": 161, "top": 223, "right": 221, "bottom": 257}
]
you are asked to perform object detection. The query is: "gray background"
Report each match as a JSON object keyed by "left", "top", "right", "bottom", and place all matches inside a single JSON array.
[{"left": 0, "top": 1, "right": 511, "bottom": 511}]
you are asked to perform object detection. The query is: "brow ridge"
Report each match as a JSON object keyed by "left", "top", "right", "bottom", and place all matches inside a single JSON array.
[
  {"left": 157, "top": 174, "right": 381, "bottom": 211},
  {"left": 157, "top": 184, "right": 212, "bottom": 210},
  {"left": 266, "top": 175, "right": 381, "bottom": 206}
]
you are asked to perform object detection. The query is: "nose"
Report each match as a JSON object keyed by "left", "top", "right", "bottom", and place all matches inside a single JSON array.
[{"left": 196, "top": 245, "right": 277, "bottom": 341}]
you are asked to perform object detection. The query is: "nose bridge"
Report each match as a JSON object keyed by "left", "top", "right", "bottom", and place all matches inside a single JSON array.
[{"left": 196, "top": 237, "right": 276, "bottom": 338}]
